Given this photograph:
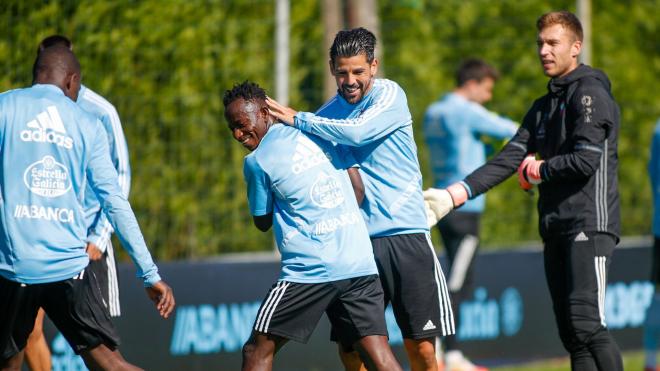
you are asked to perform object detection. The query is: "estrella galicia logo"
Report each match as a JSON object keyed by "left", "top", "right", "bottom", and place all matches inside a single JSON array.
[
  {"left": 23, "top": 156, "right": 72, "bottom": 197},
  {"left": 309, "top": 172, "right": 344, "bottom": 209}
]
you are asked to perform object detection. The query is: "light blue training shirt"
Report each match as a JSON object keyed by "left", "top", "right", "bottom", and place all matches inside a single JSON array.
[
  {"left": 294, "top": 78, "right": 428, "bottom": 238},
  {"left": 77, "top": 85, "right": 131, "bottom": 253},
  {"left": 0, "top": 84, "right": 160, "bottom": 285},
  {"left": 244, "top": 124, "right": 377, "bottom": 283},
  {"left": 423, "top": 93, "right": 517, "bottom": 212}
]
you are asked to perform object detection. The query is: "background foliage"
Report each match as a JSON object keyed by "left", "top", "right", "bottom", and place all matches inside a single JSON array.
[{"left": 1, "top": 0, "right": 658, "bottom": 259}]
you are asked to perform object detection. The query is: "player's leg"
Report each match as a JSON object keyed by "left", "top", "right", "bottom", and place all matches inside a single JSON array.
[
  {"left": 403, "top": 338, "right": 438, "bottom": 371},
  {"left": 336, "top": 342, "right": 367, "bottom": 371},
  {"left": 24, "top": 308, "right": 51, "bottom": 371},
  {"left": 244, "top": 280, "right": 336, "bottom": 370},
  {"left": 79, "top": 344, "right": 142, "bottom": 371},
  {"left": 569, "top": 232, "right": 622, "bottom": 371},
  {"left": 241, "top": 332, "right": 287, "bottom": 371},
  {"left": 0, "top": 276, "right": 41, "bottom": 371},
  {"left": 377, "top": 234, "right": 453, "bottom": 371},
  {"left": 41, "top": 266, "right": 139, "bottom": 370},
  {"left": 543, "top": 236, "right": 598, "bottom": 371},
  {"left": 644, "top": 237, "right": 660, "bottom": 371},
  {"left": 327, "top": 275, "right": 401, "bottom": 371},
  {"left": 438, "top": 211, "right": 486, "bottom": 370}
]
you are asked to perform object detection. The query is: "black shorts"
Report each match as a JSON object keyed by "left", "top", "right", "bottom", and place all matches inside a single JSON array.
[
  {"left": 372, "top": 233, "right": 454, "bottom": 339},
  {"left": 253, "top": 275, "right": 387, "bottom": 345},
  {"left": 0, "top": 265, "right": 120, "bottom": 359},
  {"left": 88, "top": 244, "right": 121, "bottom": 317}
]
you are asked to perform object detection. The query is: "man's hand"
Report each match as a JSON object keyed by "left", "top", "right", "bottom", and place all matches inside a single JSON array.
[
  {"left": 266, "top": 96, "right": 297, "bottom": 125},
  {"left": 517, "top": 157, "right": 534, "bottom": 191},
  {"left": 425, "top": 200, "right": 440, "bottom": 228},
  {"left": 423, "top": 183, "right": 468, "bottom": 221},
  {"left": 145, "top": 281, "right": 175, "bottom": 319},
  {"left": 518, "top": 155, "right": 544, "bottom": 188},
  {"left": 85, "top": 242, "right": 103, "bottom": 261}
]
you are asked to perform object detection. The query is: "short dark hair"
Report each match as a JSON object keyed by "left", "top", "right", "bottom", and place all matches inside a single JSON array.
[
  {"left": 37, "top": 35, "right": 73, "bottom": 53},
  {"left": 329, "top": 27, "right": 376, "bottom": 66},
  {"left": 223, "top": 81, "right": 267, "bottom": 109},
  {"left": 537, "top": 11, "right": 583, "bottom": 42},
  {"left": 456, "top": 59, "right": 499, "bottom": 87}
]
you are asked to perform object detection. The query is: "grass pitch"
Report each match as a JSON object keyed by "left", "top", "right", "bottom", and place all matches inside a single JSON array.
[{"left": 492, "top": 350, "right": 644, "bottom": 370}]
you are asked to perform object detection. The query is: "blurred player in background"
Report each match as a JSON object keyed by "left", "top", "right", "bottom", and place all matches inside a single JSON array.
[
  {"left": 267, "top": 27, "right": 453, "bottom": 371},
  {"left": 0, "top": 45, "right": 173, "bottom": 371},
  {"left": 424, "top": 10, "right": 622, "bottom": 371},
  {"left": 645, "top": 117, "right": 660, "bottom": 371},
  {"left": 423, "top": 58, "right": 517, "bottom": 371},
  {"left": 224, "top": 81, "right": 402, "bottom": 371},
  {"left": 24, "top": 34, "right": 130, "bottom": 371}
]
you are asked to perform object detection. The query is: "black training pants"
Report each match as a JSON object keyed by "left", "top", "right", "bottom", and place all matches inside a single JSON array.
[
  {"left": 437, "top": 211, "right": 480, "bottom": 351},
  {"left": 543, "top": 232, "right": 623, "bottom": 371}
]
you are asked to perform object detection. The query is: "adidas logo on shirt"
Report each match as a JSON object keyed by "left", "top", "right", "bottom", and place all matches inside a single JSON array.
[
  {"left": 423, "top": 320, "right": 436, "bottom": 331},
  {"left": 20, "top": 106, "right": 73, "bottom": 149},
  {"left": 574, "top": 232, "right": 589, "bottom": 242},
  {"left": 291, "top": 135, "right": 331, "bottom": 174}
]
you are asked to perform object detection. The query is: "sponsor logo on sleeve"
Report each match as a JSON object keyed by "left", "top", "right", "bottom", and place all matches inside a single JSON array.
[
  {"left": 19, "top": 106, "right": 73, "bottom": 149},
  {"left": 581, "top": 95, "right": 593, "bottom": 123}
]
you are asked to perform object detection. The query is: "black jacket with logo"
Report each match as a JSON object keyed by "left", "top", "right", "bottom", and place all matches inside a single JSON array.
[{"left": 463, "top": 64, "right": 620, "bottom": 240}]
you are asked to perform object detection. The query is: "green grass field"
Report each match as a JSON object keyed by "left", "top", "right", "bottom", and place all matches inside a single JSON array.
[{"left": 492, "top": 351, "right": 644, "bottom": 370}]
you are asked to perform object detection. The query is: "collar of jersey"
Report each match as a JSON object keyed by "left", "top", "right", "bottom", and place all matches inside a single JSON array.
[{"left": 32, "top": 83, "right": 66, "bottom": 96}]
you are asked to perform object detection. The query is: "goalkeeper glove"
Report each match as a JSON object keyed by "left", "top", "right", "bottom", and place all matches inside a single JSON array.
[
  {"left": 518, "top": 155, "right": 544, "bottom": 190},
  {"left": 423, "top": 183, "right": 469, "bottom": 222}
]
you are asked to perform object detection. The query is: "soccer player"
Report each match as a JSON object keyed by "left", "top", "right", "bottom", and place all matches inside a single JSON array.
[
  {"left": 267, "top": 28, "right": 454, "bottom": 371},
  {"left": 24, "top": 35, "right": 131, "bottom": 370},
  {"left": 223, "top": 81, "right": 402, "bottom": 371},
  {"left": 423, "top": 58, "right": 517, "bottom": 370},
  {"left": 424, "top": 11, "right": 622, "bottom": 371},
  {"left": 0, "top": 45, "right": 174, "bottom": 371},
  {"left": 645, "top": 117, "right": 660, "bottom": 371}
]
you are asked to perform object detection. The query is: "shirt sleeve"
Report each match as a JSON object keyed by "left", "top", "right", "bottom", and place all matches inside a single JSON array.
[
  {"left": 541, "top": 82, "right": 616, "bottom": 181},
  {"left": 462, "top": 104, "right": 537, "bottom": 197},
  {"left": 86, "top": 107, "right": 131, "bottom": 252},
  {"left": 244, "top": 156, "right": 273, "bottom": 216},
  {"left": 467, "top": 103, "right": 518, "bottom": 139},
  {"left": 294, "top": 81, "right": 412, "bottom": 146},
  {"left": 86, "top": 119, "right": 160, "bottom": 287},
  {"left": 334, "top": 144, "right": 359, "bottom": 169}
]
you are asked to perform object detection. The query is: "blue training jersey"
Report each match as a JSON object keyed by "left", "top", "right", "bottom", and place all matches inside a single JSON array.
[
  {"left": 77, "top": 85, "right": 131, "bottom": 253},
  {"left": 649, "top": 119, "right": 660, "bottom": 237},
  {"left": 423, "top": 93, "right": 517, "bottom": 212},
  {"left": 243, "top": 124, "right": 377, "bottom": 283},
  {"left": 294, "top": 79, "right": 427, "bottom": 237},
  {"left": 0, "top": 84, "right": 160, "bottom": 285}
]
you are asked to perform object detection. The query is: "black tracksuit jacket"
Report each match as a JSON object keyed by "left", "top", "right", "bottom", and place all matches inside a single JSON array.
[{"left": 462, "top": 64, "right": 620, "bottom": 240}]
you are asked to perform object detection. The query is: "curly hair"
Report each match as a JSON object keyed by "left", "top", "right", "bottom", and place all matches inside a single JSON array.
[{"left": 223, "top": 81, "right": 267, "bottom": 108}]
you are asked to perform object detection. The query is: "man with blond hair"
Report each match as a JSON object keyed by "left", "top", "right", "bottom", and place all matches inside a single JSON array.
[{"left": 424, "top": 11, "right": 622, "bottom": 371}]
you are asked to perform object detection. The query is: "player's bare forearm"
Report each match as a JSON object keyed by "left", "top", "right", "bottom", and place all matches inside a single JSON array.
[{"left": 347, "top": 168, "right": 365, "bottom": 205}]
